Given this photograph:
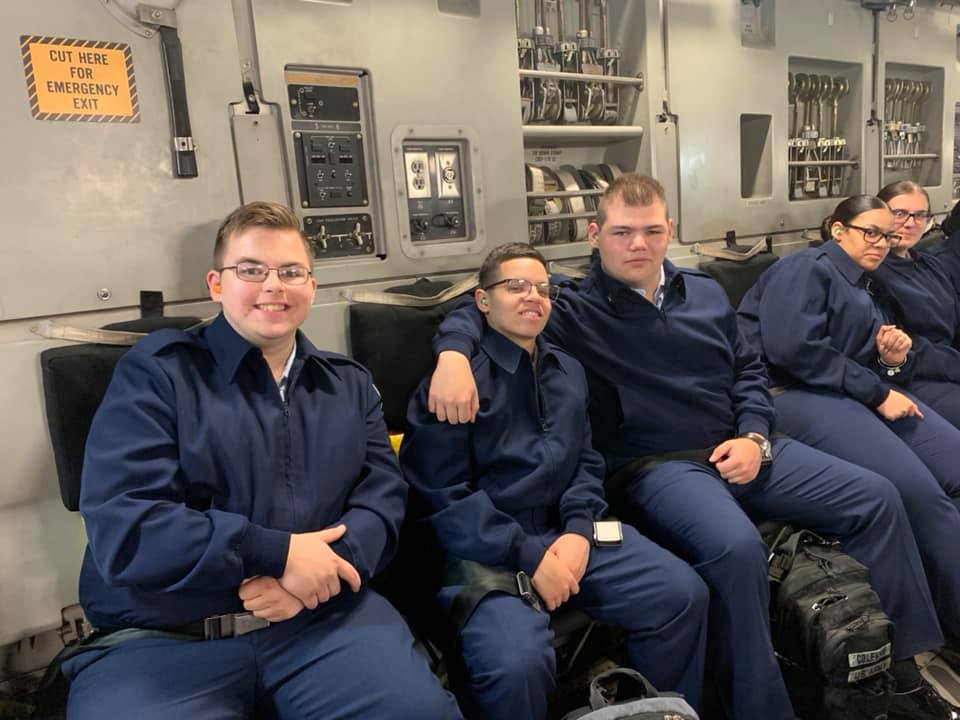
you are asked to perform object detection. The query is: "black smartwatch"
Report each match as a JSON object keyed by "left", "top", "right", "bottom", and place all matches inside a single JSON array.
[{"left": 741, "top": 432, "right": 773, "bottom": 464}]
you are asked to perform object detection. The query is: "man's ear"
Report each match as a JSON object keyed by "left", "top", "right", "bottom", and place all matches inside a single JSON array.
[
  {"left": 206, "top": 270, "right": 223, "bottom": 301},
  {"left": 475, "top": 288, "right": 490, "bottom": 313},
  {"left": 587, "top": 222, "right": 600, "bottom": 248}
]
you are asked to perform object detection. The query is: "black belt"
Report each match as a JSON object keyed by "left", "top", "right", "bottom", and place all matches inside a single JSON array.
[
  {"left": 163, "top": 612, "right": 270, "bottom": 640},
  {"left": 606, "top": 446, "right": 716, "bottom": 496}
]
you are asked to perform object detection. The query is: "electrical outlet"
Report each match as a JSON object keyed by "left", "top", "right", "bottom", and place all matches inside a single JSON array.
[
  {"left": 436, "top": 150, "right": 461, "bottom": 198},
  {"left": 404, "top": 151, "right": 432, "bottom": 199}
]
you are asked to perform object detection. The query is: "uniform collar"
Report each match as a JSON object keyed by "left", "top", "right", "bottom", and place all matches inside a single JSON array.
[
  {"left": 822, "top": 240, "right": 866, "bottom": 286},
  {"left": 588, "top": 258, "right": 685, "bottom": 311},
  {"left": 206, "top": 313, "right": 329, "bottom": 382},
  {"left": 480, "top": 325, "right": 555, "bottom": 375}
]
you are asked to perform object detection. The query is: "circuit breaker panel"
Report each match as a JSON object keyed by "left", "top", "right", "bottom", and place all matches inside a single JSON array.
[
  {"left": 287, "top": 67, "right": 378, "bottom": 260},
  {"left": 403, "top": 142, "right": 468, "bottom": 242}
]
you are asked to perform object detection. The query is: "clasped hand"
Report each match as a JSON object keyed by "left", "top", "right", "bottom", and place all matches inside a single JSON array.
[
  {"left": 532, "top": 533, "right": 590, "bottom": 612},
  {"left": 238, "top": 524, "right": 361, "bottom": 621},
  {"left": 876, "top": 324, "right": 911, "bottom": 366}
]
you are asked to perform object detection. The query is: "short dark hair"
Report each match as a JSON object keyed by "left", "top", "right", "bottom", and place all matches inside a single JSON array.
[
  {"left": 478, "top": 242, "right": 548, "bottom": 288},
  {"left": 877, "top": 180, "right": 930, "bottom": 209},
  {"left": 820, "top": 194, "right": 889, "bottom": 242},
  {"left": 596, "top": 173, "right": 669, "bottom": 227},
  {"left": 213, "top": 201, "right": 311, "bottom": 268}
]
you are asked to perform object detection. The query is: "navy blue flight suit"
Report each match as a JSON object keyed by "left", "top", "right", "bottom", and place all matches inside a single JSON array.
[
  {"left": 928, "top": 230, "right": 960, "bottom": 292},
  {"left": 435, "top": 260, "right": 940, "bottom": 720},
  {"left": 871, "top": 249, "right": 960, "bottom": 427},
  {"left": 401, "top": 327, "right": 708, "bottom": 720},
  {"left": 66, "top": 314, "right": 462, "bottom": 720},
  {"left": 739, "top": 239, "right": 960, "bottom": 646}
]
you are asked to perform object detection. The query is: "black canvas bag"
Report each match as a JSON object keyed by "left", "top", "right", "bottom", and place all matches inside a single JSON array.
[{"left": 768, "top": 529, "right": 895, "bottom": 686}]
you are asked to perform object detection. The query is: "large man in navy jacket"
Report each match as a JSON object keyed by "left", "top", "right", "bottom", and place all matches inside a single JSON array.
[
  {"left": 401, "top": 243, "right": 708, "bottom": 720},
  {"left": 428, "top": 175, "right": 945, "bottom": 720},
  {"left": 65, "top": 201, "right": 461, "bottom": 720}
]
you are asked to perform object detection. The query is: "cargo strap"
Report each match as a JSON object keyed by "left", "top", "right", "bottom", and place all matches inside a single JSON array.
[
  {"left": 694, "top": 237, "right": 769, "bottom": 262},
  {"left": 345, "top": 274, "right": 478, "bottom": 307},
  {"left": 31, "top": 317, "right": 212, "bottom": 346}
]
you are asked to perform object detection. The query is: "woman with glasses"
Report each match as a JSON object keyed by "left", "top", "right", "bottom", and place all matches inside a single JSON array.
[
  {"left": 738, "top": 194, "right": 960, "bottom": 665},
  {"left": 871, "top": 181, "right": 960, "bottom": 428}
]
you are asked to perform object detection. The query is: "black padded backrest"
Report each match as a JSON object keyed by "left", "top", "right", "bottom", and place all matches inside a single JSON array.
[
  {"left": 348, "top": 280, "right": 468, "bottom": 431},
  {"left": 698, "top": 252, "right": 779, "bottom": 308},
  {"left": 40, "top": 344, "right": 129, "bottom": 511},
  {"left": 39, "top": 316, "right": 201, "bottom": 512}
]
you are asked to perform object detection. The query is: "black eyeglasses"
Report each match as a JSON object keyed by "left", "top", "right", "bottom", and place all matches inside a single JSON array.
[
  {"left": 483, "top": 278, "right": 560, "bottom": 300},
  {"left": 842, "top": 223, "right": 902, "bottom": 248},
  {"left": 218, "top": 262, "right": 313, "bottom": 285},
  {"left": 891, "top": 209, "right": 933, "bottom": 224}
]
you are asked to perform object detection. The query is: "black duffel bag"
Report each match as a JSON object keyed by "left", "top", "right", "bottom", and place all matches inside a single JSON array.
[{"left": 768, "top": 529, "right": 895, "bottom": 686}]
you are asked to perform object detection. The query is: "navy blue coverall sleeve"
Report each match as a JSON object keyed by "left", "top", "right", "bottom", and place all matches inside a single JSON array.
[
  {"left": 328, "top": 376, "right": 408, "bottom": 582},
  {"left": 433, "top": 298, "right": 483, "bottom": 358},
  {"left": 724, "top": 306, "right": 775, "bottom": 438},
  {"left": 80, "top": 347, "right": 291, "bottom": 592},
  {"left": 756, "top": 264, "right": 893, "bottom": 408},
  {"left": 557, "top": 414, "right": 608, "bottom": 541},
  {"left": 401, "top": 389, "right": 547, "bottom": 576},
  {"left": 910, "top": 335, "right": 960, "bottom": 384}
]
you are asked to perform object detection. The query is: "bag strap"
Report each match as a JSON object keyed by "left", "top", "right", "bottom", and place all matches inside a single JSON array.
[
  {"left": 588, "top": 667, "right": 659, "bottom": 709},
  {"left": 445, "top": 558, "right": 541, "bottom": 633},
  {"left": 768, "top": 529, "right": 831, "bottom": 584}
]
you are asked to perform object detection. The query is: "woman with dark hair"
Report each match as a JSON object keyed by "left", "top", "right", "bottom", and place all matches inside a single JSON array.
[
  {"left": 873, "top": 181, "right": 960, "bottom": 427},
  {"left": 738, "top": 195, "right": 960, "bottom": 697}
]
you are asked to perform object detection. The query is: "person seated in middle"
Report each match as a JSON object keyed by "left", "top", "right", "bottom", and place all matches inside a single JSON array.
[{"left": 400, "top": 242, "right": 709, "bottom": 720}]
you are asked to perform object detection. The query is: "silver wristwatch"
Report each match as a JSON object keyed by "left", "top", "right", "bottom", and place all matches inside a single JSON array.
[{"left": 741, "top": 432, "right": 773, "bottom": 464}]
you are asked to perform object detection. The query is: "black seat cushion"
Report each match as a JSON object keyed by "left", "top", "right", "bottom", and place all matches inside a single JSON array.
[
  {"left": 40, "top": 344, "right": 130, "bottom": 511},
  {"left": 699, "top": 253, "right": 779, "bottom": 308}
]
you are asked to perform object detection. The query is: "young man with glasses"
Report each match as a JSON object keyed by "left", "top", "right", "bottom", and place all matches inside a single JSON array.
[
  {"left": 428, "top": 179, "right": 952, "bottom": 720},
  {"left": 65, "top": 201, "right": 462, "bottom": 720},
  {"left": 401, "top": 242, "right": 708, "bottom": 720}
]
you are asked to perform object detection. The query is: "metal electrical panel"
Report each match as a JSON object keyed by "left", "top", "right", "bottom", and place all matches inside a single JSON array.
[
  {"left": 287, "top": 66, "right": 378, "bottom": 261},
  {"left": 403, "top": 142, "right": 467, "bottom": 242},
  {"left": 392, "top": 125, "right": 485, "bottom": 260}
]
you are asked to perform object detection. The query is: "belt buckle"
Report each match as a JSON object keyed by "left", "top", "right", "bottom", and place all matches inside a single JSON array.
[
  {"left": 516, "top": 571, "right": 542, "bottom": 613},
  {"left": 202, "top": 612, "right": 270, "bottom": 640}
]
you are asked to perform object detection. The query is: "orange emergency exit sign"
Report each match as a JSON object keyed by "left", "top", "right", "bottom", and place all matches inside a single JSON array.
[{"left": 20, "top": 36, "right": 139, "bottom": 122}]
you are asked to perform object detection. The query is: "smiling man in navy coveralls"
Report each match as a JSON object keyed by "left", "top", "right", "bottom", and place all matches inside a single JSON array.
[
  {"left": 64, "top": 202, "right": 462, "bottom": 719},
  {"left": 427, "top": 175, "right": 945, "bottom": 720},
  {"left": 401, "top": 243, "right": 708, "bottom": 720}
]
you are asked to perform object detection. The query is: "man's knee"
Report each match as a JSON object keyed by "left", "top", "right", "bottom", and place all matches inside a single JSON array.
[
  {"left": 849, "top": 468, "right": 905, "bottom": 518},
  {"left": 701, "top": 525, "right": 769, "bottom": 583},
  {"left": 467, "top": 631, "right": 556, "bottom": 687},
  {"left": 658, "top": 563, "right": 709, "bottom": 630}
]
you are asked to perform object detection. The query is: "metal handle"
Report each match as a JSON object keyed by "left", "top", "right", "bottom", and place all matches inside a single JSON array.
[{"left": 158, "top": 26, "right": 198, "bottom": 178}]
